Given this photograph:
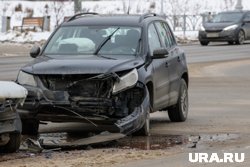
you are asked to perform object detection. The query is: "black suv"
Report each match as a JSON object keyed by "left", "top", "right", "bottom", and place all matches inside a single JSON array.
[
  {"left": 16, "top": 13, "right": 189, "bottom": 136},
  {"left": 199, "top": 10, "right": 250, "bottom": 45}
]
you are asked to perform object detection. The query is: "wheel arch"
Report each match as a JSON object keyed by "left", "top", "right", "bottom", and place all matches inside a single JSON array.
[{"left": 181, "top": 72, "right": 189, "bottom": 88}]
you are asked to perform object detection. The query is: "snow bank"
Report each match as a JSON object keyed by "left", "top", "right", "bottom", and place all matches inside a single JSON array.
[{"left": 0, "top": 31, "right": 51, "bottom": 43}]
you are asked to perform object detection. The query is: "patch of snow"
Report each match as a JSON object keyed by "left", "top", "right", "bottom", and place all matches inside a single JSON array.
[
  {"left": 0, "top": 31, "right": 51, "bottom": 43},
  {"left": 0, "top": 81, "right": 27, "bottom": 99}
]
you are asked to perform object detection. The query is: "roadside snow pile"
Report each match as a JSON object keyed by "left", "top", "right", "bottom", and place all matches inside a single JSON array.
[
  {"left": 0, "top": 30, "right": 198, "bottom": 44},
  {"left": 0, "top": 31, "right": 51, "bottom": 43},
  {"left": 0, "top": 29, "right": 199, "bottom": 44},
  {"left": 174, "top": 31, "right": 199, "bottom": 44}
]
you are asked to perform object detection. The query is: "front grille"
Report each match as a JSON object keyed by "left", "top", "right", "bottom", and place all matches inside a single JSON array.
[
  {"left": 39, "top": 74, "right": 115, "bottom": 98},
  {"left": 68, "top": 79, "right": 114, "bottom": 98},
  {"left": 205, "top": 29, "right": 222, "bottom": 33}
]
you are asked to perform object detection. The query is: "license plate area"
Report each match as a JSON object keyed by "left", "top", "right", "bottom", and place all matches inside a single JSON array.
[{"left": 207, "top": 33, "right": 219, "bottom": 38}]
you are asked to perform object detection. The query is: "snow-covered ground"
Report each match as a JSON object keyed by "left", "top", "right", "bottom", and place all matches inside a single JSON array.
[{"left": 0, "top": 0, "right": 250, "bottom": 43}]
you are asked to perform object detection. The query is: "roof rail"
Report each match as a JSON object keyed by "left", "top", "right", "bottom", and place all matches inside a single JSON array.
[
  {"left": 139, "top": 13, "right": 158, "bottom": 22},
  {"left": 67, "top": 12, "right": 99, "bottom": 22}
]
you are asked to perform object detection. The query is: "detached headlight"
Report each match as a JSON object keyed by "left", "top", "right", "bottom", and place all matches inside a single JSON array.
[
  {"left": 199, "top": 25, "right": 205, "bottom": 31},
  {"left": 17, "top": 71, "right": 37, "bottom": 86},
  {"left": 113, "top": 69, "right": 138, "bottom": 94},
  {"left": 223, "top": 24, "right": 238, "bottom": 31}
]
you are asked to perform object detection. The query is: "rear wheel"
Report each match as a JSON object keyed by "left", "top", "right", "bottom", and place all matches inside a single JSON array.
[
  {"left": 236, "top": 30, "right": 245, "bottom": 45},
  {"left": 22, "top": 119, "right": 39, "bottom": 135},
  {"left": 168, "top": 79, "right": 188, "bottom": 122},
  {"left": 0, "top": 133, "right": 21, "bottom": 153},
  {"left": 200, "top": 41, "right": 209, "bottom": 46},
  {"left": 228, "top": 41, "right": 234, "bottom": 45}
]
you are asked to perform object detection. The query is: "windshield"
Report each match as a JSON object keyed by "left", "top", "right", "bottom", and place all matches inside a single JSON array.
[
  {"left": 44, "top": 26, "right": 141, "bottom": 57},
  {"left": 211, "top": 13, "right": 244, "bottom": 23}
]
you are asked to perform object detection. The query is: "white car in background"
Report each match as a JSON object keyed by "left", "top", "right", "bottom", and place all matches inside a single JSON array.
[{"left": 0, "top": 81, "right": 27, "bottom": 153}]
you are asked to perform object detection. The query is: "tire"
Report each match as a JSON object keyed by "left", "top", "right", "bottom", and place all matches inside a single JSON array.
[
  {"left": 133, "top": 87, "right": 151, "bottom": 136},
  {"left": 200, "top": 41, "right": 209, "bottom": 46},
  {"left": 22, "top": 119, "right": 39, "bottom": 135},
  {"left": 236, "top": 30, "right": 245, "bottom": 45},
  {"left": 134, "top": 110, "right": 150, "bottom": 136},
  {"left": 228, "top": 41, "right": 234, "bottom": 45},
  {"left": 168, "top": 79, "right": 188, "bottom": 122},
  {"left": 0, "top": 133, "right": 21, "bottom": 153}
]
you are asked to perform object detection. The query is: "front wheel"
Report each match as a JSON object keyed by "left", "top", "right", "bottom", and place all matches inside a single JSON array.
[
  {"left": 236, "top": 30, "right": 245, "bottom": 45},
  {"left": 168, "top": 79, "right": 188, "bottom": 122},
  {"left": 0, "top": 133, "right": 21, "bottom": 153},
  {"left": 200, "top": 41, "right": 209, "bottom": 46},
  {"left": 134, "top": 110, "right": 150, "bottom": 136},
  {"left": 133, "top": 87, "right": 151, "bottom": 136}
]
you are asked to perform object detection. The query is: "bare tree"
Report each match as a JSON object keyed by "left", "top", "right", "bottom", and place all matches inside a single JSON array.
[
  {"left": 52, "top": 1, "right": 65, "bottom": 27},
  {"left": 167, "top": 0, "right": 191, "bottom": 15},
  {"left": 192, "top": 1, "right": 202, "bottom": 15},
  {"left": 224, "top": 0, "right": 236, "bottom": 10},
  {"left": 2, "top": 2, "right": 10, "bottom": 16},
  {"left": 122, "top": 0, "right": 127, "bottom": 14},
  {"left": 74, "top": 0, "right": 82, "bottom": 13}
]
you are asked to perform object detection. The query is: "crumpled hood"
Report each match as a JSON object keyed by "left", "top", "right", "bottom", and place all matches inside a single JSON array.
[
  {"left": 204, "top": 22, "right": 238, "bottom": 31},
  {"left": 22, "top": 55, "right": 145, "bottom": 75}
]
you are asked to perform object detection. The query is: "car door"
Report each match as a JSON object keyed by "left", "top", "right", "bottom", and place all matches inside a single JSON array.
[
  {"left": 155, "top": 21, "right": 182, "bottom": 106},
  {"left": 148, "top": 23, "right": 170, "bottom": 109},
  {"left": 243, "top": 13, "right": 250, "bottom": 39}
]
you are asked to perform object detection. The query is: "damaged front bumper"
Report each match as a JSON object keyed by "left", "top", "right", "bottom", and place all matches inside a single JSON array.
[{"left": 19, "top": 79, "right": 150, "bottom": 135}]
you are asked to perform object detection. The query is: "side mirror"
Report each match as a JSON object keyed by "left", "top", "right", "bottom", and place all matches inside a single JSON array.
[
  {"left": 30, "top": 46, "right": 40, "bottom": 58},
  {"left": 152, "top": 48, "right": 169, "bottom": 59}
]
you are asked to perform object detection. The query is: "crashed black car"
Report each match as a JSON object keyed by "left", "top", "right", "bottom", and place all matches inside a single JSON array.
[{"left": 17, "top": 13, "right": 189, "bottom": 136}]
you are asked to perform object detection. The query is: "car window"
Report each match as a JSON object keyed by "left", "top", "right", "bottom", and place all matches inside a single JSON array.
[
  {"left": 163, "top": 23, "right": 176, "bottom": 47},
  {"left": 148, "top": 23, "right": 161, "bottom": 56},
  {"left": 44, "top": 26, "right": 141, "bottom": 57},
  {"left": 211, "top": 12, "right": 244, "bottom": 23},
  {"left": 155, "top": 22, "right": 173, "bottom": 48},
  {"left": 244, "top": 13, "right": 250, "bottom": 20}
]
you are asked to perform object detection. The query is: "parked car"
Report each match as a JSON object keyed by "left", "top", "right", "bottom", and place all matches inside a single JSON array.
[
  {"left": 199, "top": 10, "right": 250, "bottom": 45},
  {"left": 16, "top": 13, "right": 189, "bottom": 136},
  {"left": 0, "top": 81, "right": 27, "bottom": 153}
]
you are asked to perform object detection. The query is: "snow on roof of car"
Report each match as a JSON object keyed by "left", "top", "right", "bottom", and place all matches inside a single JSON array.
[{"left": 0, "top": 81, "right": 28, "bottom": 100}]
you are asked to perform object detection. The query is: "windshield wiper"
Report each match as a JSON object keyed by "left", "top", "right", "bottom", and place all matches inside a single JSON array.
[
  {"left": 98, "top": 55, "right": 116, "bottom": 60},
  {"left": 94, "top": 27, "right": 120, "bottom": 55}
]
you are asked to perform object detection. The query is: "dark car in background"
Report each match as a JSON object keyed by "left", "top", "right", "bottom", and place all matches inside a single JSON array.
[
  {"left": 16, "top": 13, "right": 189, "bottom": 136},
  {"left": 199, "top": 10, "right": 250, "bottom": 45}
]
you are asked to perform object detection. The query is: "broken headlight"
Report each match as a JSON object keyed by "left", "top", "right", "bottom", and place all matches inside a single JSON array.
[
  {"left": 17, "top": 71, "right": 37, "bottom": 86},
  {"left": 113, "top": 68, "right": 138, "bottom": 94}
]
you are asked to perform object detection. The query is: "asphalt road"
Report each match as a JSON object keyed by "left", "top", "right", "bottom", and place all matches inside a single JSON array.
[{"left": 1, "top": 42, "right": 250, "bottom": 166}]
